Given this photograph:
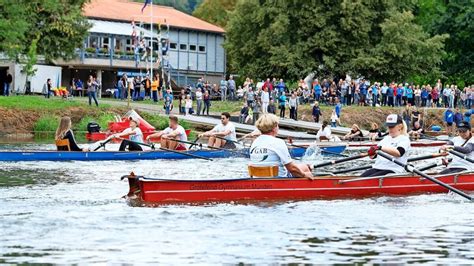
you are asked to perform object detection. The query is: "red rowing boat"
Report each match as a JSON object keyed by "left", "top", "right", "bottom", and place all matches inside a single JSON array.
[{"left": 123, "top": 172, "right": 474, "bottom": 205}]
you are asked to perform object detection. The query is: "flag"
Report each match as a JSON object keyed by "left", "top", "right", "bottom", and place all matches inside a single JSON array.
[{"left": 141, "top": 0, "right": 151, "bottom": 13}]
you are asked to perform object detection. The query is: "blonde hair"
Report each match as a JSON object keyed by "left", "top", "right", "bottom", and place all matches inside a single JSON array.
[
  {"left": 55, "top": 116, "right": 72, "bottom": 140},
  {"left": 255, "top": 114, "right": 279, "bottom": 134},
  {"left": 400, "top": 120, "right": 408, "bottom": 136}
]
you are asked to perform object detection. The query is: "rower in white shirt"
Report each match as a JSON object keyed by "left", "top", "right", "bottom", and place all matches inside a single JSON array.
[
  {"left": 199, "top": 112, "right": 237, "bottom": 148},
  {"left": 146, "top": 115, "right": 188, "bottom": 150}
]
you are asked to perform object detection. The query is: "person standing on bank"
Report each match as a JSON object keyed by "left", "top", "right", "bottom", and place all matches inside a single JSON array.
[
  {"left": 195, "top": 88, "right": 203, "bottom": 116},
  {"left": 4, "top": 71, "right": 12, "bottom": 96},
  {"left": 361, "top": 114, "right": 411, "bottom": 177},
  {"left": 43, "top": 78, "right": 52, "bottom": 98},
  {"left": 87, "top": 75, "right": 99, "bottom": 106},
  {"left": 151, "top": 75, "right": 159, "bottom": 103}
]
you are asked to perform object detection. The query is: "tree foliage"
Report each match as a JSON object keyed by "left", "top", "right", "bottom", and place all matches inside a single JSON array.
[
  {"left": 0, "top": 0, "right": 90, "bottom": 63},
  {"left": 431, "top": 0, "right": 474, "bottom": 83},
  {"left": 225, "top": 0, "right": 448, "bottom": 82},
  {"left": 193, "top": 0, "right": 237, "bottom": 28}
]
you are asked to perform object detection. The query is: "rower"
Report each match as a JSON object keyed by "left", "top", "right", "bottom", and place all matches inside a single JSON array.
[
  {"left": 55, "top": 116, "right": 88, "bottom": 151},
  {"left": 315, "top": 121, "right": 336, "bottom": 141},
  {"left": 146, "top": 115, "right": 188, "bottom": 150},
  {"left": 368, "top": 122, "right": 383, "bottom": 142},
  {"left": 248, "top": 114, "right": 313, "bottom": 178},
  {"left": 198, "top": 112, "right": 237, "bottom": 148},
  {"left": 113, "top": 117, "right": 143, "bottom": 151},
  {"left": 343, "top": 124, "right": 364, "bottom": 141},
  {"left": 408, "top": 121, "right": 424, "bottom": 140},
  {"left": 439, "top": 121, "right": 473, "bottom": 174},
  {"left": 361, "top": 114, "right": 411, "bottom": 177}
]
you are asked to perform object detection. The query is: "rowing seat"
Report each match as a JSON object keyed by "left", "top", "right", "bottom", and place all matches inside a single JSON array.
[
  {"left": 248, "top": 165, "right": 279, "bottom": 178},
  {"left": 56, "top": 139, "right": 71, "bottom": 151},
  {"left": 319, "top": 136, "right": 329, "bottom": 141}
]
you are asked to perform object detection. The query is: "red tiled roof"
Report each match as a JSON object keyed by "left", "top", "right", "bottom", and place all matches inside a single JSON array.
[{"left": 84, "top": 0, "right": 225, "bottom": 34}]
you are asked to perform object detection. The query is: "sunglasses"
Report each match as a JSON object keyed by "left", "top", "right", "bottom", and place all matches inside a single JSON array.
[{"left": 458, "top": 129, "right": 468, "bottom": 133}]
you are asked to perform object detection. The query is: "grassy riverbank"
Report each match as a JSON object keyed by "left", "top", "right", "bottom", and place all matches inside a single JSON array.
[
  {"left": 0, "top": 96, "right": 192, "bottom": 137},
  {"left": 0, "top": 95, "right": 456, "bottom": 137}
]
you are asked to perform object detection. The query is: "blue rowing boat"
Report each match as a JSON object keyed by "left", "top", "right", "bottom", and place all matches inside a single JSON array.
[{"left": 0, "top": 145, "right": 346, "bottom": 162}]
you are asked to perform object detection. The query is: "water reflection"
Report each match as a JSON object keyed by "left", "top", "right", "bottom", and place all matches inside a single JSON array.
[{"left": 0, "top": 143, "right": 473, "bottom": 264}]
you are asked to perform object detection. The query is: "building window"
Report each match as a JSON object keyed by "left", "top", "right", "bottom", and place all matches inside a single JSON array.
[
  {"left": 88, "top": 36, "right": 99, "bottom": 49},
  {"left": 102, "top": 37, "right": 110, "bottom": 49},
  {"left": 170, "top": 43, "right": 177, "bottom": 50},
  {"left": 189, "top": 44, "right": 196, "bottom": 51},
  {"left": 179, "top": 44, "right": 187, "bottom": 50},
  {"left": 199, "top": 45, "right": 206, "bottom": 53},
  {"left": 126, "top": 39, "right": 133, "bottom": 52}
]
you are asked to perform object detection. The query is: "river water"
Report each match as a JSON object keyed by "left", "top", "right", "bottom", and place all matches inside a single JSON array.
[{"left": 0, "top": 144, "right": 473, "bottom": 264}]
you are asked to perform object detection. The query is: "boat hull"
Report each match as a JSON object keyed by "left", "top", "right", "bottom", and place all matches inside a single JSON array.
[
  {"left": 0, "top": 145, "right": 345, "bottom": 161},
  {"left": 124, "top": 172, "right": 474, "bottom": 204}
]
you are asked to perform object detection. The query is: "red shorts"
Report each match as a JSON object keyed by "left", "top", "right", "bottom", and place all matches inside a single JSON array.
[{"left": 176, "top": 144, "right": 187, "bottom": 151}]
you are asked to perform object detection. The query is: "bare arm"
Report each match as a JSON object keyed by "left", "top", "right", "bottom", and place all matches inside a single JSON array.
[
  {"left": 285, "top": 162, "right": 312, "bottom": 179},
  {"left": 146, "top": 131, "right": 164, "bottom": 140}
]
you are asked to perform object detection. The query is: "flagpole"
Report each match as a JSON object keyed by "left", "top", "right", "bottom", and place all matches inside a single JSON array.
[{"left": 150, "top": 0, "right": 153, "bottom": 80}]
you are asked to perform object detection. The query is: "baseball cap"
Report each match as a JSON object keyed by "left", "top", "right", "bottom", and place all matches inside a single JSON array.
[
  {"left": 457, "top": 121, "right": 471, "bottom": 131},
  {"left": 385, "top": 114, "right": 403, "bottom": 127}
]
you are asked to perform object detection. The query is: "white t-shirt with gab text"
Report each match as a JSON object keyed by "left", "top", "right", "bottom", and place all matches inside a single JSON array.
[{"left": 250, "top": 135, "right": 293, "bottom": 177}]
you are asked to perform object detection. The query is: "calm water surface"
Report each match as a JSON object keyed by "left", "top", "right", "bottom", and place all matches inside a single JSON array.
[{"left": 0, "top": 144, "right": 473, "bottom": 264}]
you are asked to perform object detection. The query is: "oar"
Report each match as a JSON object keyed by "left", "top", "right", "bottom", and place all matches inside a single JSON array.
[
  {"left": 417, "top": 158, "right": 452, "bottom": 172},
  {"left": 168, "top": 138, "right": 203, "bottom": 148},
  {"left": 116, "top": 137, "right": 213, "bottom": 161},
  {"left": 406, "top": 152, "right": 448, "bottom": 162},
  {"left": 168, "top": 138, "right": 248, "bottom": 157},
  {"left": 188, "top": 136, "right": 200, "bottom": 150},
  {"left": 449, "top": 149, "right": 474, "bottom": 163},
  {"left": 331, "top": 152, "right": 449, "bottom": 175},
  {"left": 332, "top": 165, "right": 371, "bottom": 174},
  {"left": 92, "top": 136, "right": 114, "bottom": 151},
  {"left": 313, "top": 153, "right": 369, "bottom": 169},
  {"left": 205, "top": 145, "right": 249, "bottom": 157},
  {"left": 376, "top": 150, "right": 472, "bottom": 201}
]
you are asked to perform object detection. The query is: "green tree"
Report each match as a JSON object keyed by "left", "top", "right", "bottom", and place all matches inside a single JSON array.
[
  {"left": 1, "top": 0, "right": 90, "bottom": 61},
  {"left": 193, "top": 0, "right": 237, "bottom": 28},
  {"left": 225, "top": 0, "right": 447, "bottom": 82},
  {"left": 0, "top": 0, "right": 90, "bottom": 91},
  {"left": 0, "top": 1, "right": 29, "bottom": 59},
  {"left": 432, "top": 0, "right": 474, "bottom": 84}
]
